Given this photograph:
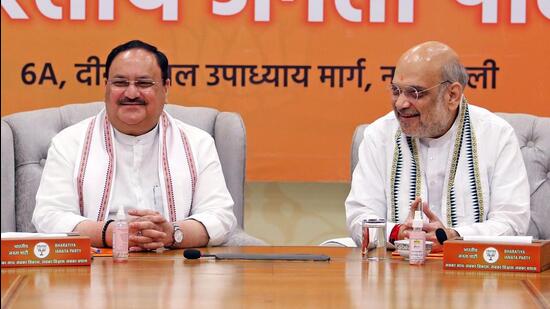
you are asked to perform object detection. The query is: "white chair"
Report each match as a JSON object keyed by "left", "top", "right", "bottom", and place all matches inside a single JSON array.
[{"left": 1, "top": 102, "right": 267, "bottom": 245}]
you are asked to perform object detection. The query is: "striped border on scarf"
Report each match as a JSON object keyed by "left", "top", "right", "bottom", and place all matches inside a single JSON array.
[
  {"left": 463, "top": 104, "right": 484, "bottom": 222},
  {"left": 391, "top": 132, "right": 422, "bottom": 222},
  {"left": 179, "top": 128, "right": 197, "bottom": 207},
  {"left": 77, "top": 118, "right": 96, "bottom": 216},
  {"left": 97, "top": 115, "right": 115, "bottom": 222},
  {"left": 160, "top": 112, "right": 197, "bottom": 223},
  {"left": 446, "top": 99, "right": 466, "bottom": 227},
  {"left": 406, "top": 137, "right": 422, "bottom": 204},
  {"left": 471, "top": 122, "right": 484, "bottom": 221},
  {"left": 390, "top": 130, "right": 403, "bottom": 222},
  {"left": 161, "top": 113, "right": 177, "bottom": 222},
  {"left": 446, "top": 99, "right": 483, "bottom": 227}
]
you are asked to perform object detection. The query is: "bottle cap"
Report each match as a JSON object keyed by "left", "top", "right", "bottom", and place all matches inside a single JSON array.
[
  {"left": 412, "top": 210, "right": 423, "bottom": 229},
  {"left": 116, "top": 205, "right": 126, "bottom": 220}
]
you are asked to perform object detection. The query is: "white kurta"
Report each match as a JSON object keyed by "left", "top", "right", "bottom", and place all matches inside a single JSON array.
[
  {"left": 345, "top": 104, "right": 530, "bottom": 246},
  {"left": 32, "top": 112, "right": 236, "bottom": 246}
]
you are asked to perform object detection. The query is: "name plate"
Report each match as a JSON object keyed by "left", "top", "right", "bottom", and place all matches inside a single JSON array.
[
  {"left": 443, "top": 240, "right": 550, "bottom": 273},
  {"left": 1, "top": 236, "right": 91, "bottom": 268}
]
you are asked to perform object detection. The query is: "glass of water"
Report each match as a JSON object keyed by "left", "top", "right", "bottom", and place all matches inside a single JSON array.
[{"left": 361, "top": 218, "right": 387, "bottom": 261}]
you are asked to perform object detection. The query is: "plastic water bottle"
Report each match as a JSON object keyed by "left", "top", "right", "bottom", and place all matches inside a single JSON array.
[
  {"left": 409, "top": 210, "right": 426, "bottom": 265},
  {"left": 112, "top": 205, "right": 129, "bottom": 262}
]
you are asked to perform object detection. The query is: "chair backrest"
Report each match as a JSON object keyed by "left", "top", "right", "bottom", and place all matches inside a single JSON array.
[
  {"left": 1, "top": 120, "right": 16, "bottom": 232},
  {"left": 1, "top": 102, "right": 246, "bottom": 232},
  {"left": 350, "top": 112, "right": 550, "bottom": 239}
]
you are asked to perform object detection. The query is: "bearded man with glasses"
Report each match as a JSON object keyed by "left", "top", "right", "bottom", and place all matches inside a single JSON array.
[
  {"left": 33, "top": 40, "right": 236, "bottom": 251},
  {"left": 346, "top": 41, "right": 530, "bottom": 252}
]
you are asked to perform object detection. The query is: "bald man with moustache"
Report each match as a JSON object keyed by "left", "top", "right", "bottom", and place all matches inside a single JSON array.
[{"left": 345, "top": 41, "right": 530, "bottom": 252}]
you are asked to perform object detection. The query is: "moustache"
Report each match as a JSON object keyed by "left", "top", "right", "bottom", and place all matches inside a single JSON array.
[
  {"left": 119, "top": 98, "right": 146, "bottom": 105},
  {"left": 396, "top": 108, "right": 420, "bottom": 117}
]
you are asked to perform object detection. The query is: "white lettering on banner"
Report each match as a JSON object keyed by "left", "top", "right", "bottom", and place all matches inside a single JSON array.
[
  {"left": 212, "top": 0, "right": 246, "bottom": 16},
  {"left": 36, "top": 0, "right": 62, "bottom": 20},
  {"left": 511, "top": 0, "right": 526, "bottom": 23},
  {"left": 457, "top": 0, "right": 497, "bottom": 23},
  {"left": 310, "top": 0, "right": 415, "bottom": 23},
  {"left": 457, "top": 0, "right": 550, "bottom": 23},
  {"left": 212, "top": 0, "right": 270, "bottom": 22},
  {"left": 371, "top": 0, "right": 415, "bottom": 23},
  {"left": 308, "top": 0, "right": 323, "bottom": 22},
  {"left": 99, "top": 0, "right": 114, "bottom": 20},
  {"left": 1, "top": 0, "right": 548, "bottom": 22},
  {"left": 255, "top": 0, "right": 269, "bottom": 22},
  {"left": 1, "top": 0, "right": 28, "bottom": 19},
  {"left": 370, "top": 0, "right": 384, "bottom": 23},
  {"left": 71, "top": 0, "right": 85, "bottom": 20},
  {"left": 539, "top": 0, "right": 550, "bottom": 19},
  {"left": 65, "top": 0, "right": 114, "bottom": 20},
  {"left": 399, "top": 0, "right": 414, "bottom": 23},
  {"left": 211, "top": 0, "right": 414, "bottom": 23},
  {"left": 71, "top": 0, "right": 114, "bottom": 20},
  {"left": 129, "top": 0, "right": 178, "bottom": 21},
  {"left": 1, "top": 0, "right": 114, "bottom": 20},
  {"left": 335, "top": 0, "right": 361, "bottom": 22}
]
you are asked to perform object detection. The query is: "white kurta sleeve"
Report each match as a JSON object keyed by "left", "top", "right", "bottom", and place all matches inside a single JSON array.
[
  {"left": 186, "top": 136, "right": 237, "bottom": 246},
  {"left": 32, "top": 132, "right": 89, "bottom": 233},
  {"left": 454, "top": 124, "right": 530, "bottom": 237},
  {"left": 345, "top": 127, "right": 392, "bottom": 246}
]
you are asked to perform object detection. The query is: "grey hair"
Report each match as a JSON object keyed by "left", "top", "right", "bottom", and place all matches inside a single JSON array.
[{"left": 441, "top": 59, "right": 469, "bottom": 87}]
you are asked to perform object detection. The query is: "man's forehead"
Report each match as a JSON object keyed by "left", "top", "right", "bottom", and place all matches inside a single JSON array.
[
  {"left": 112, "top": 49, "right": 156, "bottom": 64},
  {"left": 393, "top": 62, "right": 438, "bottom": 87},
  {"left": 109, "top": 48, "right": 161, "bottom": 76}
]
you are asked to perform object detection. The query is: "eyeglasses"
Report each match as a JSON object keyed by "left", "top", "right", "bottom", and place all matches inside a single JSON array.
[
  {"left": 389, "top": 80, "right": 451, "bottom": 102},
  {"left": 108, "top": 79, "right": 161, "bottom": 89}
]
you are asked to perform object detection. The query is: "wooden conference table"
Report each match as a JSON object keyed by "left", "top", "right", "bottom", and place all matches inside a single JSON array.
[{"left": 2, "top": 246, "right": 549, "bottom": 308}]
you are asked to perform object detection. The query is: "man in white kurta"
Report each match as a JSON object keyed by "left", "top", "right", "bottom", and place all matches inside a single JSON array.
[
  {"left": 32, "top": 40, "right": 236, "bottom": 249},
  {"left": 345, "top": 41, "right": 530, "bottom": 251},
  {"left": 32, "top": 111, "right": 236, "bottom": 246}
]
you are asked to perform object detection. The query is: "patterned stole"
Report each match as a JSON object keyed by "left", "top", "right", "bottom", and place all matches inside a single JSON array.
[
  {"left": 390, "top": 98, "right": 484, "bottom": 226},
  {"left": 75, "top": 109, "right": 197, "bottom": 222}
]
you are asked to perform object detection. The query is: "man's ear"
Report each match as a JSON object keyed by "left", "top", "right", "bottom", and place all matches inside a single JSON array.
[
  {"left": 447, "top": 82, "right": 463, "bottom": 107},
  {"left": 164, "top": 79, "right": 171, "bottom": 102}
]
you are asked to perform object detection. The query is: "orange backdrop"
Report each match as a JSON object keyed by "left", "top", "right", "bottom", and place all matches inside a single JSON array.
[{"left": 2, "top": 1, "right": 550, "bottom": 181}]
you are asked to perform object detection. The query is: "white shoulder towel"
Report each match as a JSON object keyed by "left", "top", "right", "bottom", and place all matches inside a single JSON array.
[{"left": 74, "top": 109, "right": 197, "bottom": 222}]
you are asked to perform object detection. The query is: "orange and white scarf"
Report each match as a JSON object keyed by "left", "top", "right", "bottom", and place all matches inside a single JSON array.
[{"left": 74, "top": 109, "right": 197, "bottom": 222}]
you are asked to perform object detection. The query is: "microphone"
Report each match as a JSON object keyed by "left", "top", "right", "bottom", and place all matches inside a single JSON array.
[
  {"left": 183, "top": 249, "right": 330, "bottom": 261},
  {"left": 183, "top": 249, "right": 216, "bottom": 259},
  {"left": 436, "top": 228, "right": 448, "bottom": 245}
]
